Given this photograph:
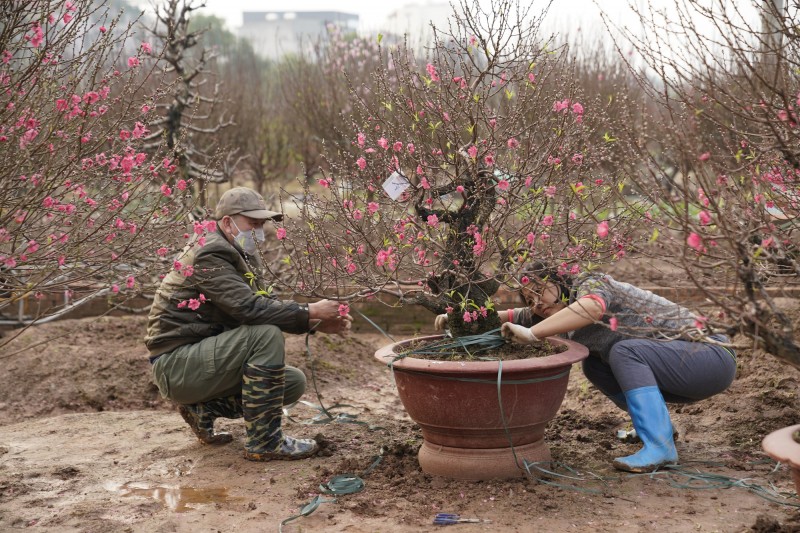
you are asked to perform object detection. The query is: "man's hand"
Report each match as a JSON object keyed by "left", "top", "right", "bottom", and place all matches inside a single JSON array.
[
  {"left": 434, "top": 314, "right": 448, "bottom": 331},
  {"left": 308, "top": 299, "right": 343, "bottom": 321},
  {"left": 500, "top": 322, "right": 540, "bottom": 345},
  {"left": 313, "top": 314, "right": 353, "bottom": 338}
]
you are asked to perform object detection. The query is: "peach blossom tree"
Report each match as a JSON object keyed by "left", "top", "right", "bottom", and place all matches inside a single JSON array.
[
  {"left": 0, "top": 0, "right": 213, "bottom": 345},
  {"left": 608, "top": 0, "right": 800, "bottom": 367},
  {"left": 270, "top": 0, "right": 645, "bottom": 336}
]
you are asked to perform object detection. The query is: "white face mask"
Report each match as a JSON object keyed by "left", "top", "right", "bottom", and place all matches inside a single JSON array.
[{"left": 231, "top": 219, "right": 265, "bottom": 255}]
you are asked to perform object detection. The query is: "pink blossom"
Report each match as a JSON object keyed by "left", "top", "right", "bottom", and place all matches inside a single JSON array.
[
  {"left": 177, "top": 300, "right": 187, "bottom": 309},
  {"left": 352, "top": 209, "right": 363, "bottom": 220},
  {"left": 63, "top": 13, "right": 73, "bottom": 23},
  {"left": 427, "top": 214, "right": 439, "bottom": 226},
  {"left": 426, "top": 63, "right": 440, "bottom": 82},
  {"left": 127, "top": 57, "right": 140, "bottom": 68},
  {"left": 462, "top": 311, "right": 472, "bottom": 323},
  {"left": 541, "top": 215, "right": 554, "bottom": 226},
  {"left": 140, "top": 42, "right": 152, "bottom": 54},
  {"left": 484, "top": 154, "right": 494, "bottom": 166},
  {"left": 338, "top": 303, "right": 350, "bottom": 317},
  {"left": 497, "top": 179, "right": 509, "bottom": 191},
  {"left": 571, "top": 153, "right": 583, "bottom": 165},
  {"left": 111, "top": 284, "right": 120, "bottom": 294},
  {"left": 467, "top": 145, "right": 478, "bottom": 159},
  {"left": 30, "top": 24, "right": 44, "bottom": 47},
  {"left": 507, "top": 138, "right": 519, "bottom": 149},
  {"left": 356, "top": 157, "right": 367, "bottom": 170},
  {"left": 393, "top": 141, "right": 403, "bottom": 152},
  {"left": 489, "top": 118, "right": 497, "bottom": 129},
  {"left": 126, "top": 276, "right": 135, "bottom": 289},
  {"left": 27, "top": 240, "right": 39, "bottom": 253},
  {"left": 132, "top": 122, "right": 148, "bottom": 138},
  {"left": 553, "top": 99, "right": 569, "bottom": 113},
  {"left": 698, "top": 152, "right": 711, "bottom": 161},
  {"left": 687, "top": 232, "right": 703, "bottom": 250},
  {"left": 318, "top": 178, "right": 330, "bottom": 188},
  {"left": 182, "top": 265, "right": 194, "bottom": 277},
  {"left": 693, "top": 316, "right": 707, "bottom": 330},
  {"left": 698, "top": 211, "right": 711, "bottom": 225},
  {"left": 456, "top": 185, "right": 464, "bottom": 193},
  {"left": 176, "top": 179, "right": 187, "bottom": 191},
  {"left": 187, "top": 299, "right": 201, "bottom": 311},
  {"left": 609, "top": 317, "right": 618, "bottom": 331},
  {"left": 526, "top": 232, "right": 535, "bottom": 244},
  {"left": 407, "top": 143, "right": 415, "bottom": 154},
  {"left": 521, "top": 276, "right": 530, "bottom": 285},
  {"left": 528, "top": 72, "right": 535, "bottom": 83},
  {"left": 160, "top": 184, "right": 172, "bottom": 196},
  {"left": 420, "top": 177, "right": 430, "bottom": 190},
  {"left": 367, "top": 202, "right": 379, "bottom": 215},
  {"left": 378, "top": 137, "right": 389, "bottom": 149},
  {"left": 357, "top": 132, "right": 366, "bottom": 147},
  {"left": 571, "top": 102, "right": 584, "bottom": 115},
  {"left": 276, "top": 227, "right": 287, "bottom": 240},
  {"left": 346, "top": 263, "right": 357, "bottom": 274},
  {"left": 100, "top": 26, "right": 107, "bottom": 33},
  {"left": 596, "top": 221, "right": 609, "bottom": 238},
  {"left": 156, "top": 247, "right": 168, "bottom": 257}
]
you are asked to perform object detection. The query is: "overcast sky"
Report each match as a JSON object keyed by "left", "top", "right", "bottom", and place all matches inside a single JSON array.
[{"left": 189, "top": 0, "right": 649, "bottom": 34}]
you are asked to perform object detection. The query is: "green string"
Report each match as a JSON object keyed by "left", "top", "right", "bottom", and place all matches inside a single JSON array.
[{"left": 280, "top": 450, "right": 385, "bottom": 531}]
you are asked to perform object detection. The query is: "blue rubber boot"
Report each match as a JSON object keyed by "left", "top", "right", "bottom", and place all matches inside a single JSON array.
[{"left": 612, "top": 386, "right": 678, "bottom": 473}]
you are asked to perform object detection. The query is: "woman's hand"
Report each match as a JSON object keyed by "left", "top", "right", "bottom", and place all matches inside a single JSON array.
[
  {"left": 500, "top": 322, "right": 540, "bottom": 345},
  {"left": 434, "top": 314, "right": 448, "bottom": 330}
]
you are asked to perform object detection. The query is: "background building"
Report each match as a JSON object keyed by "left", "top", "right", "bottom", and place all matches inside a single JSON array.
[{"left": 238, "top": 11, "right": 359, "bottom": 60}]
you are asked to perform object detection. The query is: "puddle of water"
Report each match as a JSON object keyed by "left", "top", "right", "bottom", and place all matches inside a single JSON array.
[{"left": 104, "top": 481, "right": 233, "bottom": 512}]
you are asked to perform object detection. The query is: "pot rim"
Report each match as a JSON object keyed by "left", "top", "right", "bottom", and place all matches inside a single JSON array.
[
  {"left": 374, "top": 334, "right": 589, "bottom": 374},
  {"left": 762, "top": 423, "right": 800, "bottom": 465}
]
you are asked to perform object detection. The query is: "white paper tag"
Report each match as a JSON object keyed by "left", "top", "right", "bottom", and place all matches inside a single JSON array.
[{"left": 382, "top": 171, "right": 411, "bottom": 200}]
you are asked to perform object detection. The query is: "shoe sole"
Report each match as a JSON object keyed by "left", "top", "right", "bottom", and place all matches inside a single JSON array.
[{"left": 243, "top": 446, "right": 320, "bottom": 462}]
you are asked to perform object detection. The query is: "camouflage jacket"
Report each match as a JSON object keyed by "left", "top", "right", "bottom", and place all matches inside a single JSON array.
[{"left": 144, "top": 229, "right": 309, "bottom": 357}]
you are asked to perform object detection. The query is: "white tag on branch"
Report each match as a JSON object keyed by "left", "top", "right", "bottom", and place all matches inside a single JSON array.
[{"left": 382, "top": 171, "right": 411, "bottom": 200}]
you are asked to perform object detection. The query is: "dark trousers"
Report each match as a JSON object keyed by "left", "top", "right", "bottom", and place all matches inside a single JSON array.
[{"left": 581, "top": 336, "right": 736, "bottom": 403}]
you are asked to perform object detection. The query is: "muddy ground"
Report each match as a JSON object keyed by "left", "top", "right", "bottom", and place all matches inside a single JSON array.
[{"left": 1, "top": 301, "right": 799, "bottom": 532}]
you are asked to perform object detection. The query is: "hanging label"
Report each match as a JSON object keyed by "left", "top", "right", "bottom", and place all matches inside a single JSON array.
[{"left": 382, "top": 171, "right": 410, "bottom": 200}]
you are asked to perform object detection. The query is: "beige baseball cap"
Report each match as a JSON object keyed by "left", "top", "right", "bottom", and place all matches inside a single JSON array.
[{"left": 214, "top": 187, "right": 283, "bottom": 221}]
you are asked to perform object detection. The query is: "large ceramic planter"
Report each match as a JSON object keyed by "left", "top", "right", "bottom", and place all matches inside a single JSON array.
[
  {"left": 762, "top": 424, "right": 800, "bottom": 497},
  {"left": 374, "top": 334, "right": 589, "bottom": 480}
]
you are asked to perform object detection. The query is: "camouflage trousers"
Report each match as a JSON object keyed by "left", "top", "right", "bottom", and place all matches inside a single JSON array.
[{"left": 151, "top": 324, "right": 306, "bottom": 406}]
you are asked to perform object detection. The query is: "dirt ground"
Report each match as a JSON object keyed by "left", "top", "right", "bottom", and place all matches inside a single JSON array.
[{"left": 1, "top": 302, "right": 800, "bottom": 532}]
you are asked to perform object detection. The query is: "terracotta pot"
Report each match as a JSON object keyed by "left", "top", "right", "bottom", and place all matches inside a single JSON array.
[
  {"left": 374, "top": 334, "right": 589, "bottom": 480},
  {"left": 762, "top": 424, "right": 800, "bottom": 497}
]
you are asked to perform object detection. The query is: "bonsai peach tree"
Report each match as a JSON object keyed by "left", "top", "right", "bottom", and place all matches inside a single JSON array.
[{"left": 270, "top": 0, "right": 646, "bottom": 338}]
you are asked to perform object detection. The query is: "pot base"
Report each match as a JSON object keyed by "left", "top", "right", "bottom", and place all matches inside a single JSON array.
[
  {"left": 762, "top": 423, "right": 800, "bottom": 498},
  {"left": 418, "top": 439, "right": 551, "bottom": 480}
]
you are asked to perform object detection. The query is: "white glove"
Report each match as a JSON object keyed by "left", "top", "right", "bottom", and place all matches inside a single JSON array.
[
  {"left": 500, "top": 322, "right": 540, "bottom": 345},
  {"left": 434, "top": 314, "right": 448, "bottom": 330}
]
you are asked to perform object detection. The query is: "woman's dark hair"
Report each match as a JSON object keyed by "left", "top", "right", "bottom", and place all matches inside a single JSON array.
[{"left": 519, "top": 261, "right": 573, "bottom": 305}]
